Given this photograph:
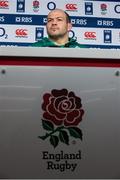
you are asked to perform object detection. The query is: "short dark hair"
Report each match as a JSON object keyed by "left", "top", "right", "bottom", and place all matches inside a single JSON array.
[{"left": 64, "top": 11, "right": 71, "bottom": 23}]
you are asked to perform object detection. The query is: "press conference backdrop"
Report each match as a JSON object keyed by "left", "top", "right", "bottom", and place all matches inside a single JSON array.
[{"left": 0, "top": 0, "right": 120, "bottom": 49}]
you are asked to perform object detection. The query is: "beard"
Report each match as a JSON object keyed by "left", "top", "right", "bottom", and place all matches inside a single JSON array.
[
  {"left": 48, "top": 33, "right": 64, "bottom": 40},
  {"left": 47, "top": 29, "right": 68, "bottom": 41}
]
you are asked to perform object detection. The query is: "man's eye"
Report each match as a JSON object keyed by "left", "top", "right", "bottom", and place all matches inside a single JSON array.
[
  {"left": 57, "top": 18, "right": 62, "bottom": 21},
  {"left": 47, "top": 19, "right": 52, "bottom": 22}
]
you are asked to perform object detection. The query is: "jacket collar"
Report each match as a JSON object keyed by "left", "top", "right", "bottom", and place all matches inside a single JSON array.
[{"left": 44, "top": 37, "right": 77, "bottom": 47}]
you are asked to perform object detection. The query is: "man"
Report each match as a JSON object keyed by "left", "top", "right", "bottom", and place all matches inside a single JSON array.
[{"left": 32, "top": 8, "right": 85, "bottom": 48}]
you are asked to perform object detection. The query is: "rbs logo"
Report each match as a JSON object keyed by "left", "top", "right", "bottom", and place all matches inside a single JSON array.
[
  {"left": 66, "top": 4, "right": 77, "bottom": 11},
  {"left": 15, "top": 29, "right": 28, "bottom": 36}
]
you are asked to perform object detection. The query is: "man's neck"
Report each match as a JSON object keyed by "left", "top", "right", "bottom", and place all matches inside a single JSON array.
[{"left": 49, "top": 36, "right": 69, "bottom": 46}]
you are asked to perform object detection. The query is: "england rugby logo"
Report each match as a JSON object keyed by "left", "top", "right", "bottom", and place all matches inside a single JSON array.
[{"left": 38, "top": 89, "right": 84, "bottom": 148}]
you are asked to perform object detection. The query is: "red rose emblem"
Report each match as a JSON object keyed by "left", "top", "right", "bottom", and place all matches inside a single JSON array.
[
  {"left": 42, "top": 89, "right": 84, "bottom": 126},
  {"left": 101, "top": 3, "right": 107, "bottom": 10},
  {"left": 33, "top": 0, "right": 39, "bottom": 6}
]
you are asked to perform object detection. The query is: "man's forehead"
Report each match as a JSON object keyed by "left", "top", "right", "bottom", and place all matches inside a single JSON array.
[{"left": 48, "top": 10, "right": 66, "bottom": 19}]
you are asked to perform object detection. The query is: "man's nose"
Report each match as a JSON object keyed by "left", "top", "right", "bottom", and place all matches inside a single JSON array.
[{"left": 52, "top": 19, "right": 57, "bottom": 25}]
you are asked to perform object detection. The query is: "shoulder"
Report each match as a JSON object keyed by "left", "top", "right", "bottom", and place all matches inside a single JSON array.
[{"left": 68, "top": 38, "right": 86, "bottom": 48}]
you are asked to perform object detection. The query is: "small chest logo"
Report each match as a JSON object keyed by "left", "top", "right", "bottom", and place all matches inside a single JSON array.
[{"left": 38, "top": 89, "right": 84, "bottom": 148}]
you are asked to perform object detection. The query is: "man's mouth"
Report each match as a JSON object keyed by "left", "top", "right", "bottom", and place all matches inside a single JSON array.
[{"left": 51, "top": 28, "right": 59, "bottom": 31}]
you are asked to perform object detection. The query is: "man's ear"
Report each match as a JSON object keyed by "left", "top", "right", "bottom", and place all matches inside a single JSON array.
[{"left": 67, "top": 23, "right": 72, "bottom": 31}]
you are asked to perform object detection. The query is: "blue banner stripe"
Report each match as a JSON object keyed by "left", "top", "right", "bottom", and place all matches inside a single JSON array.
[
  {"left": 0, "top": 14, "right": 120, "bottom": 28},
  {"left": 71, "top": 16, "right": 120, "bottom": 28},
  {"left": 0, "top": 14, "right": 47, "bottom": 26}
]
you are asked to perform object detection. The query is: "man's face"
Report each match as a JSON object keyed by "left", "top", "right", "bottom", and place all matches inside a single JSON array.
[{"left": 46, "top": 10, "right": 72, "bottom": 39}]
